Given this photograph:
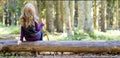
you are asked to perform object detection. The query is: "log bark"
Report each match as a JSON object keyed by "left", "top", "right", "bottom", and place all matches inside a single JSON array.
[{"left": 0, "top": 40, "right": 120, "bottom": 53}]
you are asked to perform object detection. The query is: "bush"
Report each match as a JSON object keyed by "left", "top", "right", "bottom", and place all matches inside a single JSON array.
[{"left": 70, "top": 28, "right": 90, "bottom": 40}]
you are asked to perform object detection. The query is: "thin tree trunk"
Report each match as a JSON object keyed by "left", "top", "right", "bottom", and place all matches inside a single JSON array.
[
  {"left": 69, "top": 1, "right": 75, "bottom": 34},
  {"left": 63, "top": 1, "right": 72, "bottom": 37},
  {"left": 93, "top": 0, "right": 98, "bottom": 30},
  {"left": 100, "top": 0, "right": 106, "bottom": 32},
  {"left": 118, "top": 1, "right": 120, "bottom": 28},
  {"left": 84, "top": 1, "right": 93, "bottom": 33},
  {"left": 106, "top": 0, "right": 113, "bottom": 30},
  {"left": 46, "top": 1, "right": 54, "bottom": 33},
  {"left": 5, "top": 0, "right": 9, "bottom": 26},
  {"left": 29, "top": 0, "right": 41, "bottom": 23},
  {"left": 74, "top": 1, "right": 78, "bottom": 28},
  {"left": 77, "top": 1, "right": 85, "bottom": 30},
  {"left": 55, "top": 1, "right": 63, "bottom": 32},
  {"left": 60, "top": 1, "right": 64, "bottom": 32},
  {"left": 36, "top": 0, "right": 42, "bottom": 23},
  {"left": 116, "top": 0, "right": 119, "bottom": 29}
]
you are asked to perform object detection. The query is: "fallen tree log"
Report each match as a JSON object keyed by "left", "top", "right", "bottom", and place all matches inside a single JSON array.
[{"left": 0, "top": 40, "right": 120, "bottom": 53}]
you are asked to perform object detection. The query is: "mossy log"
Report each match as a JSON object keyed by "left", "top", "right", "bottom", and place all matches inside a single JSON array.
[{"left": 0, "top": 40, "right": 120, "bottom": 53}]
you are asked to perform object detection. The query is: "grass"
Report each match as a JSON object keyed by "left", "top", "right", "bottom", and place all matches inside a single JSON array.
[
  {"left": 10, "top": 26, "right": 20, "bottom": 34},
  {"left": 0, "top": 22, "right": 20, "bottom": 35},
  {"left": 70, "top": 29, "right": 120, "bottom": 40},
  {"left": 0, "top": 26, "right": 20, "bottom": 35},
  {"left": 43, "top": 30, "right": 120, "bottom": 41},
  {"left": 0, "top": 25, "right": 120, "bottom": 41},
  {"left": 0, "top": 26, "right": 20, "bottom": 40}
]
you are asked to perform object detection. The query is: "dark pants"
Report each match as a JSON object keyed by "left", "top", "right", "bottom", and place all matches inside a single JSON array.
[{"left": 38, "top": 31, "right": 43, "bottom": 41}]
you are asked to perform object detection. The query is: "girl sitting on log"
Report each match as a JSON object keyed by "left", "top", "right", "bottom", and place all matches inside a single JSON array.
[{"left": 18, "top": 3, "right": 45, "bottom": 45}]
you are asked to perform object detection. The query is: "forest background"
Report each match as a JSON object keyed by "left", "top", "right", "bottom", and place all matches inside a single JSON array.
[{"left": 0, "top": 0, "right": 120, "bottom": 41}]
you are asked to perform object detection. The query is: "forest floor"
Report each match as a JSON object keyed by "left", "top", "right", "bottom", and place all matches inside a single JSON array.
[
  {"left": 0, "top": 26, "right": 120, "bottom": 41},
  {"left": 0, "top": 26, "right": 68, "bottom": 40},
  {"left": 0, "top": 52, "right": 120, "bottom": 58},
  {"left": 0, "top": 26, "right": 120, "bottom": 57}
]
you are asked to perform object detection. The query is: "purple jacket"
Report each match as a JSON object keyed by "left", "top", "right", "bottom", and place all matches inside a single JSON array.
[{"left": 20, "top": 22, "right": 44, "bottom": 41}]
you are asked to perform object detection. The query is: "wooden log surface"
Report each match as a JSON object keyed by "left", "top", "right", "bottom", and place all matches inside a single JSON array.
[{"left": 0, "top": 40, "right": 120, "bottom": 53}]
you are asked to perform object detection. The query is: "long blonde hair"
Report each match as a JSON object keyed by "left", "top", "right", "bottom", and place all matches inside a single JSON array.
[{"left": 20, "top": 3, "right": 38, "bottom": 28}]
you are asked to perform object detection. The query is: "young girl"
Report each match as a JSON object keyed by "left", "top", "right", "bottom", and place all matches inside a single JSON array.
[{"left": 18, "top": 3, "right": 44, "bottom": 44}]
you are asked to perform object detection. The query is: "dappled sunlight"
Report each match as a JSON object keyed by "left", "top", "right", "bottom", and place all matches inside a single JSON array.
[
  {"left": 106, "top": 30, "right": 120, "bottom": 36},
  {"left": 95, "top": 30, "right": 120, "bottom": 37},
  {"left": 0, "top": 27, "right": 11, "bottom": 35},
  {"left": 43, "top": 33, "right": 67, "bottom": 41},
  {"left": 43, "top": 30, "right": 120, "bottom": 41},
  {"left": 1, "top": 25, "right": 120, "bottom": 41},
  {"left": 0, "top": 0, "right": 120, "bottom": 57},
  {"left": 94, "top": 30, "right": 120, "bottom": 40},
  {"left": 0, "top": 26, "right": 20, "bottom": 40}
]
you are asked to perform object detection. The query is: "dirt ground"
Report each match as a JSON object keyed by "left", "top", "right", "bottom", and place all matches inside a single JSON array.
[
  {"left": 1, "top": 52, "right": 120, "bottom": 58},
  {"left": 0, "top": 55, "right": 120, "bottom": 58}
]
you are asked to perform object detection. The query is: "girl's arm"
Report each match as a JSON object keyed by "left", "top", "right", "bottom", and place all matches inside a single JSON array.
[
  {"left": 20, "top": 27, "right": 24, "bottom": 42},
  {"left": 18, "top": 27, "right": 24, "bottom": 45},
  {"left": 35, "top": 22, "right": 44, "bottom": 31}
]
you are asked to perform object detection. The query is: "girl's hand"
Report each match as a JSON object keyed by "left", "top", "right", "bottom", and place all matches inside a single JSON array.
[
  {"left": 17, "top": 41, "right": 22, "bottom": 45},
  {"left": 42, "top": 20, "right": 46, "bottom": 24}
]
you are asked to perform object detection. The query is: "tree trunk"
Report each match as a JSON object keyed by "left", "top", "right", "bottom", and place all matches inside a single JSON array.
[
  {"left": 116, "top": 0, "right": 119, "bottom": 29},
  {"left": 118, "top": 1, "right": 120, "bottom": 28},
  {"left": 0, "top": 40, "right": 120, "bottom": 53},
  {"left": 63, "top": 1, "right": 72, "bottom": 37},
  {"left": 46, "top": 1, "right": 54, "bottom": 33},
  {"left": 55, "top": 1, "right": 63, "bottom": 32},
  {"left": 84, "top": 1, "right": 93, "bottom": 33},
  {"left": 60, "top": 1, "right": 64, "bottom": 32},
  {"left": 93, "top": 0, "right": 98, "bottom": 30},
  {"left": 77, "top": 1, "right": 85, "bottom": 30},
  {"left": 106, "top": 0, "right": 114, "bottom": 30},
  {"left": 100, "top": 0, "right": 106, "bottom": 32},
  {"left": 36, "top": 0, "right": 42, "bottom": 24},
  {"left": 29, "top": 0, "right": 42, "bottom": 24},
  {"left": 69, "top": 1, "right": 75, "bottom": 33},
  {"left": 113, "top": 0, "right": 119, "bottom": 30},
  {"left": 74, "top": 1, "right": 78, "bottom": 28}
]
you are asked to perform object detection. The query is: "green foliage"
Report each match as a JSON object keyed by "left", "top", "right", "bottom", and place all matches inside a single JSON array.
[
  {"left": 10, "top": 26, "right": 20, "bottom": 34},
  {"left": 0, "top": 26, "right": 20, "bottom": 36},
  {"left": 65, "top": 28, "right": 120, "bottom": 41},
  {"left": 69, "top": 28, "right": 90, "bottom": 40},
  {"left": 41, "top": 9, "right": 46, "bottom": 18},
  {"left": 0, "top": 22, "right": 5, "bottom": 27}
]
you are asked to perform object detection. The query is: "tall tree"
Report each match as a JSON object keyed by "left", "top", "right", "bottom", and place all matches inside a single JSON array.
[
  {"left": 93, "top": 0, "right": 98, "bottom": 30},
  {"left": 0, "top": 0, "right": 5, "bottom": 23},
  {"left": 113, "top": 0, "right": 119, "bottom": 29},
  {"left": 106, "top": 0, "right": 115, "bottom": 29},
  {"left": 63, "top": 1, "right": 72, "bottom": 37},
  {"left": 69, "top": 1, "right": 75, "bottom": 33},
  {"left": 100, "top": 0, "right": 106, "bottom": 32},
  {"left": 84, "top": 1, "right": 94, "bottom": 33},
  {"left": 119, "top": 0, "right": 120, "bottom": 28},
  {"left": 116, "top": 0, "right": 119, "bottom": 29},
  {"left": 55, "top": 1, "right": 63, "bottom": 32},
  {"left": 60, "top": 1, "right": 64, "bottom": 32},
  {"left": 4, "top": 0, "right": 12, "bottom": 26},
  {"left": 46, "top": 1, "right": 54, "bottom": 33},
  {"left": 36, "top": 0, "right": 42, "bottom": 23},
  {"left": 77, "top": 1, "right": 85, "bottom": 30}
]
